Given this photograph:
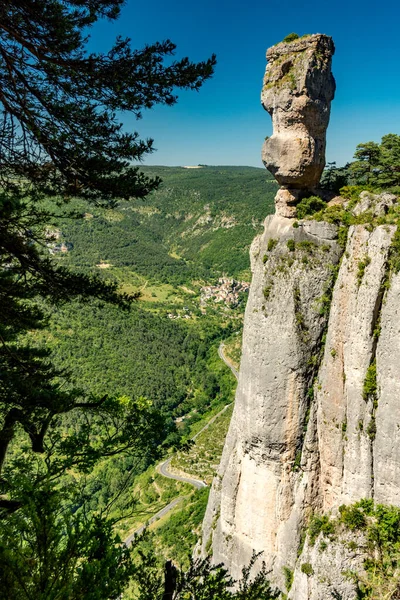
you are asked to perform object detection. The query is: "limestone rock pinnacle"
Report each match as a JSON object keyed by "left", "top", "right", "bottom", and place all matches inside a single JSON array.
[{"left": 261, "top": 34, "right": 335, "bottom": 217}]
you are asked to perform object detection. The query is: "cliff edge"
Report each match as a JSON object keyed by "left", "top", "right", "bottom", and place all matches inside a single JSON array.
[{"left": 201, "top": 34, "right": 400, "bottom": 599}]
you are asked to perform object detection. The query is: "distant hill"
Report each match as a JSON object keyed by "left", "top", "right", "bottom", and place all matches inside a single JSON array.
[{"left": 59, "top": 166, "right": 277, "bottom": 283}]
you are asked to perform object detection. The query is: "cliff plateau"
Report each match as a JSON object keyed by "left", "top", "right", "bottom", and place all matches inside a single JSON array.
[{"left": 201, "top": 34, "right": 400, "bottom": 599}]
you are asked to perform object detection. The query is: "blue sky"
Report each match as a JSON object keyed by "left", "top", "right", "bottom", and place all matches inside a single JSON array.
[{"left": 92, "top": 0, "right": 400, "bottom": 168}]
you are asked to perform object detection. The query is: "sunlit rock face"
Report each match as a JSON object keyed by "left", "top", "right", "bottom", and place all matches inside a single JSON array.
[
  {"left": 261, "top": 34, "right": 335, "bottom": 217},
  {"left": 201, "top": 35, "right": 400, "bottom": 598},
  {"left": 201, "top": 192, "right": 400, "bottom": 598}
]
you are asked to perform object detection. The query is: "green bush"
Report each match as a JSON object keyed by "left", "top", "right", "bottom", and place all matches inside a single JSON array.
[
  {"left": 296, "top": 196, "right": 327, "bottom": 219},
  {"left": 283, "top": 33, "right": 300, "bottom": 43},
  {"left": 287, "top": 239, "right": 296, "bottom": 252},
  {"left": 297, "top": 240, "right": 317, "bottom": 252},
  {"left": 301, "top": 563, "right": 314, "bottom": 576},
  {"left": 363, "top": 361, "right": 377, "bottom": 401},
  {"left": 283, "top": 566, "right": 294, "bottom": 591},
  {"left": 367, "top": 416, "right": 377, "bottom": 440},
  {"left": 308, "top": 514, "right": 335, "bottom": 546},
  {"left": 339, "top": 504, "right": 367, "bottom": 530},
  {"left": 263, "top": 285, "right": 272, "bottom": 300},
  {"left": 357, "top": 255, "right": 371, "bottom": 286},
  {"left": 339, "top": 185, "right": 376, "bottom": 201},
  {"left": 267, "top": 238, "right": 278, "bottom": 252}
]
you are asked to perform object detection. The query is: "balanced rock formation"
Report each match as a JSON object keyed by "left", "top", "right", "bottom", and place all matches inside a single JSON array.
[{"left": 261, "top": 34, "right": 335, "bottom": 217}]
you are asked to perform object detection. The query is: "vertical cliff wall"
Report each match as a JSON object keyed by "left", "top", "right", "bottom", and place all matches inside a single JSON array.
[
  {"left": 201, "top": 34, "right": 400, "bottom": 598},
  {"left": 201, "top": 215, "right": 342, "bottom": 583}
]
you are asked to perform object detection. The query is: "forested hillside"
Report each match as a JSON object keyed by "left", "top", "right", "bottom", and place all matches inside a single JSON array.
[
  {"left": 41, "top": 166, "right": 276, "bottom": 426},
  {"left": 58, "top": 166, "right": 277, "bottom": 283}
]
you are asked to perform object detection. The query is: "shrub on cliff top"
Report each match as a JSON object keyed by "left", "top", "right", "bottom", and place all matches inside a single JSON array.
[
  {"left": 296, "top": 196, "right": 327, "bottom": 219},
  {"left": 339, "top": 504, "right": 367, "bottom": 530},
  {"left": 283, "top": 33, "right": 300, "bottom": 43}
]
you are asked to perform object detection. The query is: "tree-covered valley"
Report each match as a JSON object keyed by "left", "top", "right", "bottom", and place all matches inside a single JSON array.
[{"left": 36, "top": 166, "right": 276, "bottom": 543}]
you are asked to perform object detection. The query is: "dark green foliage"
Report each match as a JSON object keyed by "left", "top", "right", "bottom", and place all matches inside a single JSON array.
[
  {"left": 336, "top": 501, "right": 400, "bottom": 597},
  {"left": 297, "top": 240, "right": 316, "bottom": 251},
  {"left": 42, "top": 301, "right": 228, "bottom": 417},
  {"left": 350, "top": 142, "right": 381, "bottom": 185},
  {"left": 296, "top": 196, "right": 327, "bottom": 219},
  {"left": 339, "top": 505, "right": 367, "bottom": 531},
  {"left": 283, "top": 566, "right": 294, "bottom": 592},
  {"left": 357, "top": 255, "right": 371, "bottom": 286},
  {"left": 363, "top": 361, "right": 377, "bottom": 402},
  {"left": 267, "top": 238, "right": 278, "bottom": 252},
  {"left": 0, "top": 484, "right": 134, "bottom": 600},
  {"left": 293, "top": 450, "right": 302, "bottom": 471},
  {"left": 132, "top": 547, "right": 280, "bottom": 600},
  {"left": 0, "top": 1, "right": 215, "bottom": 203},
  {"left": 366, "top": 417, "right": 377, "bottom": 440},
  {"left": 308, "top": 514, "right": 335, "bottom": 546},
  {"left": 378, "top": 134, "right": 400, "bottom": 188},
  {"left": 263, "top": 285, "right": 272, "bottom": 300},
  {"left": 0, "top": 2, "right": 217, "bottom": 596},
  {"left": 362, "top": 361, "right": 378, "bottom": 441},
  {"left": 389, "top": 227, "right": 400, "bottom": 273},
  {"left": 339, "top": 185, "right": 374, "bottom": 201},
  {"left": 350, "top": 134, "right": 400, "bottom": 188},
  {"left": 301, "top": 563, "right": 314, "bottom": 577},
  {"left": 319, "top": 540, "right": 328, "bottom": 552},
  {"left": 58, "top": 167, "right": 276, "bottom": 281},
  {"left": 316, "top": 264, "right": 340, "bottom": 319},
  {"left": 321, "top": 162, "right": 350, "bottom": 193},
  {"left": 283, "top": 33, "right": 300, "bottom": 43},
  {"left": 0, "top": 0, "right": 217, "bottom": 500},
  {"left": 293, "top": 285, "right": 308, "bottom": 341},
  {"left": 157, "top": 488, "right": 210, "bottom": 565},
  {"left": 287, "top": 239, "right": 296, "bottom": 252}
]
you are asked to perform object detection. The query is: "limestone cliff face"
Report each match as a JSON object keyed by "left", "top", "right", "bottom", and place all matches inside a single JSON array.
[
  {"left": 201, "top": 215, "right": 342, "bottom": 584},
  {"left": 201, "top": 34, "right": 400, "bottom": 598},
  {"left": 201, "top": 200, "right": 400, "bottom": 597},
  {"left": 261, "top": 34, "right": 335, "bottom": 217}
]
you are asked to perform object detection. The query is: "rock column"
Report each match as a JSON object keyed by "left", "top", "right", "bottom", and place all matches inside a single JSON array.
[{"left": 261, "top": 34, "right": 335, "bottom": 217}]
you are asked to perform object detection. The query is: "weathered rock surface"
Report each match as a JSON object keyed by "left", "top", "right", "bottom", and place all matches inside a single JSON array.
[
  {"left": 288, "top": 531, "right": 365, "bottom": 600},
  {"left": 352, "top": 190, "right": 398, "bottom": 217},
  {"left": 374, "top": 270, "right": 400, "bottom": 504},
  {"left": 317, "top": 224, "right": 395, "bottom": 511},
  {"left": 202, "top": 192, "right": 400, "bottom": 597},
  {"left": 201, "top": 214, "right": 342, "bottom": 586},
  {"left": 261, "top": 34, "right": 335, "bottom": 216},
  {"left": 202, "top": 30, "right": 399, "bottom": 596}
]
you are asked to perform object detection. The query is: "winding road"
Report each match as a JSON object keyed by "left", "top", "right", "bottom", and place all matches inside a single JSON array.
[
  {"left": 124, "top": 342, "right": 239, "bottom": 545},
  {"left": 218, "top": 342, "right": 239, "bottom": 380}
]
